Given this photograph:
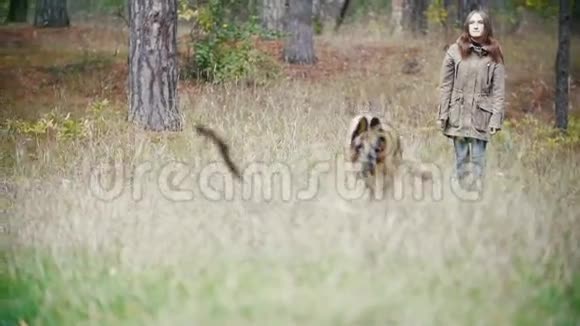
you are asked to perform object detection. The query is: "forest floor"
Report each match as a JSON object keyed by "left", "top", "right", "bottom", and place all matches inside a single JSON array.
[
  {"left": 0, "top": 21, "right": 578, "bottom": 122},
  {"left": 1, "top": 18, "right": 580, "bottom": 326}
]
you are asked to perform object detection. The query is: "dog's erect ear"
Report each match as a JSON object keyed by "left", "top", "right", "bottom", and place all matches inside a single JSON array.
[
  {"left": 351, "top": 116, "right": 369, "bottom": 144},
  {"left": 369, "top": 117, "right": 381, "bottom": 130}
]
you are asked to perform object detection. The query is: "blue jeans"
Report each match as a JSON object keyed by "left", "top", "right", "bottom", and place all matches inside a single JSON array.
[{"left": 453, "top": 137, "right": 488, "bottom": 182}]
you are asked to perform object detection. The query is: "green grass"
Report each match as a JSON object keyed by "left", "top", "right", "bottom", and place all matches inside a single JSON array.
[
  {"left": 1, "top": 248, "right": 176, "bottom": 325},
  {"left": 2, "top": 248, "right": 579, "bottom": 325},
  {"left": 516, "top": 274, "right": 580, "bottom": 326}
]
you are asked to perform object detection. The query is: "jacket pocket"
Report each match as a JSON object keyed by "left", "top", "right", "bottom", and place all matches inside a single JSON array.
[
  {"left": 473, "top": 97, "right": 493, "bottom": 132},
  {"left": 448, "top": 92, "right": 462, "bottom": 127}
]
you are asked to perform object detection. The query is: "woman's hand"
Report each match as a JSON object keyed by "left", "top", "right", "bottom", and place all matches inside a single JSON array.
[{"left": 490, "top": 127, "right": 498, "bottom": 135}]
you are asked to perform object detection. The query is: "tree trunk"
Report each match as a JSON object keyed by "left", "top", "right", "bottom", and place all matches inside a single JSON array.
[
  {"left": 494, "top": 0, "right": 505, "bottom": 8},
  {"left": 413, "top": 0, "right": 429, "bottom": 35},
  {"left": 401, "top": 0, "right": 428, "bottom": 35},
  {"left": 391, "top": 0, "right": 404, "bottom": 34},
  {"left": 6, "top": 0, "right": 28, "bottom": 23},
  {"left": 573, "top": 0, "right": 580, "bottom": 33},
  {"left": 261, "top": 0, "right": 286, "bottom": 34},
  {"left": 443, "top": 0, "right": 453, "bottom": 40},
  {"left": 320, "top": 0, "right": 346, "bottom": 20},
  {"left": 34, "top": 0, "right": 69, "bottom": 27},
  {"left": 555, "top": 0, "right": 571, "bottom": 131},
  {"left": 457, "top": 0, "right": 488, "bottom": 22},
  {"left": 476, "top": 0, "right": 489, "bottom": 10},
  {"left": 333, "top": 0, "right": 350, "bottom": 31},
  {"left": 402, "top": 0, "right": 411, "bottom": 32},
  {"left": 313, "top": 0, "right": 320, "bottom": 22},
  {"left": 283, "top": 0, "right": 316, "bottom": 65},
  {"left": 128, "top": 0, "right": 182, "bottom": 132}
]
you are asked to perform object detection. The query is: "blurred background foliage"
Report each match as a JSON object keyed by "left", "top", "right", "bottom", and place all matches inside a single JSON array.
[
  {"left": 0, "top": 0, "right": 576, "bottom": 25},
  {"left": 0, "top": 0, "right": 577, "bottom": 83}
]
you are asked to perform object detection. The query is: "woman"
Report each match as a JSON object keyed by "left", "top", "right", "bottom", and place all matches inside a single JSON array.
[{"left": 437, "top": 9, "right": 505, "bottom": 191}]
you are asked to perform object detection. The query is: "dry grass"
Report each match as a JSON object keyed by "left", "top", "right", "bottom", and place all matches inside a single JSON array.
[{"left": 2, "top": 18, "right": 580, "bottom": 326}]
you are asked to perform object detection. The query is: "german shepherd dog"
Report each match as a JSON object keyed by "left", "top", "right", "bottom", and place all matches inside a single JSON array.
[
  {"left": 347, "top": 114, "right": 432, "bottom": 200},
  {"left": 195, "top": 116, "right": 431, "bottom": 200}
]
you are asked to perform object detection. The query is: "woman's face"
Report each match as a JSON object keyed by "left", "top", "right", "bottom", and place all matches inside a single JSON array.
[{"left": 468, "top": 13, "right": 485, "bottom": 39}]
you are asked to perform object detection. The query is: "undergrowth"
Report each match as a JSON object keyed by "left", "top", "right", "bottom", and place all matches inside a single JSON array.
[{"left": 179, "top": 0, "right": 282, "bottom": 83}]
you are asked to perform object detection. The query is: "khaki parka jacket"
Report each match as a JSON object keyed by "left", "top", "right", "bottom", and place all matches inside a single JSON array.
[{"left": 437, "top": 42, "right": 506, "bottom": 142}]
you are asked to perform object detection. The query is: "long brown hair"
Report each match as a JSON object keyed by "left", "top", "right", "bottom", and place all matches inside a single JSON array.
[{"left": 457, "top": 10, "right": 504, "bottom": 64}]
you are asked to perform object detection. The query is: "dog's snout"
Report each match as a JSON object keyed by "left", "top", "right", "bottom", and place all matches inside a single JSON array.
[
  {"left": 359, "top": 149, "right": 378, "bottom": 176},
  {"left": 362, "top": 161, "right": 375, "bottom": 176}
]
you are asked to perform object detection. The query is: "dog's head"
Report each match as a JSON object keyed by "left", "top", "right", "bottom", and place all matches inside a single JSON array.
[{"left": 349, "top": 116, "right": 390, "bottom": 178}]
